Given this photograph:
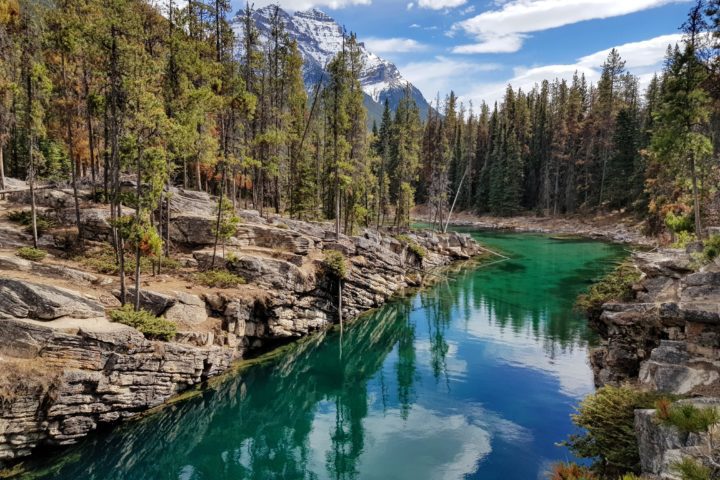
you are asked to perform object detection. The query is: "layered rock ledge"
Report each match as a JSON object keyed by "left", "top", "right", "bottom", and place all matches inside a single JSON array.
[{"left": 0, "top": 188, "right": 486, "bottom": 465}]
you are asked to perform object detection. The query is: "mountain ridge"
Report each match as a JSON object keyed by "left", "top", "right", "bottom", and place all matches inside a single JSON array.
[{"left": 232, "top": 5, "right": 431, "bottom": 124}]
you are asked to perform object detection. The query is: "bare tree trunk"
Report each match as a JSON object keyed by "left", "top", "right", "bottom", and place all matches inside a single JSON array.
[
  {"left": 62, "top": 53, "right": 84, "bottom": 245},
  {"left": 0, "top": 143, "right": 5, "bottom": 200},
  {"left": 25, "top": 43, "right": 38, "bottom": 248},
  {"left": 134, "top": 151, "right": 142, "bottom": 311},
  {"left": 338, "top": 280, "right": 343, "bottom": 333},
  {"left": 691, "top": 155, "right": 703, "bottom": 238},
  {"left": 82, "top": 63, "right": 97, "bottom": 197}
]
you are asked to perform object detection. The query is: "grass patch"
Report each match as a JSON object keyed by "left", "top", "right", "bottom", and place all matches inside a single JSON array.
[
  {"left": 80, "top": 245, "right": 180, "bottom": 275},
  {"left": 395, "top": 234, "right": 427, "bottom": 260},
  {"left": 109, "top": 304, "right": 176, "bottom": 341},
  {"left": 7, "top": 210, "right": 56, "bottom": 235},
  {"left": 195, "top": 270, "right": 246, "bottom": 288},
  {"left": 671, "top": 458, "right": 712, "bottom": 480},
  {"left": 564, "top": 384, "right": 668, "bottom": 477},
  {"left": 322, "top": 250, "right": 348, "bottom": 279},
  {"left": 16, "top": 246, "right": 47, "bottom": 261},
  {"left": 576, "top": 262, "right": 641, "bottom": 319},
  {"left": 547, "top": 462, "right": 598, "bottom": 479}
]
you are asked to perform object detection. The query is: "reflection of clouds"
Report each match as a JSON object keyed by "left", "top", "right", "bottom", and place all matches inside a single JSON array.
[
  {"left": 414, "top": 339, "right": 469, "bottom": 381},
  {"left": 462, "top": 301, "right": 594, "bottom": 399},
  {"left": 307, "top": 405, "right": 494, "bottom": 480}
]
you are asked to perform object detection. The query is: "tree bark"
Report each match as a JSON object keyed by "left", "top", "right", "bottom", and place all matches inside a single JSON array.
[
  {"left": 691, "top": 154, "right": 703, "bottom": 238},
  {"left": 62, "top": 53, "right": 84, "bottom": 245}
]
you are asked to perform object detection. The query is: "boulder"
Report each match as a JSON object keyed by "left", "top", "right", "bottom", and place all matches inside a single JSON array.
[
  {"left": 168, "top": 188, "right": 216, "bottom": 217},
  {"left": 0, "top": 279, "right": 105, "bottom": 321},
  {"left": 163, "top": 293, "right": 208, "bottom": 327},
  {"left": 112, "top": 289, "right": 176, "bottom": 316},
  {"left": 169, "top": 214, "right": 217, "bottom": 246}
]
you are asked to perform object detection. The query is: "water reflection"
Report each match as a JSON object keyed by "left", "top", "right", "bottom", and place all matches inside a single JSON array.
[{"left": 25, "top": 233, "right": 625, "bottom": 480}]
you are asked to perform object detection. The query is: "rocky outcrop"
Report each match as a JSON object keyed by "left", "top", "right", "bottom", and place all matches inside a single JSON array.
[
  {"left": 590, "top": 249, "right": 720, "bottom": 395},
  {"left": 635, "top": 399, "right": 720, "bottom": 479},
  {"left": 0, "top": 200, "right": 485, "bottom": 465},
  {"left": 0, "top": 279, "right": 105, "bottom": 321},
  {"left": 0, "top": 318, "right": 235, "bottom": 463}
]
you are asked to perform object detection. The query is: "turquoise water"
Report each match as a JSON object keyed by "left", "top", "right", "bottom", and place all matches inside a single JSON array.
[{"left": 24, "top": 232, "right": 626, "bottom": 480}]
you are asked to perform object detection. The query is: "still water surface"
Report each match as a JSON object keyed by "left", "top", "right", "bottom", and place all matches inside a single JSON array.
[{"left": 26, "top": 231, "right": 626, "bottom": 480}]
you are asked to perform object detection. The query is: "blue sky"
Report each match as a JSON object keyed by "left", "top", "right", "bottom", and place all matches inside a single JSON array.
[{"left": 232, "top": 0, "right": 693, "bottom": 106}]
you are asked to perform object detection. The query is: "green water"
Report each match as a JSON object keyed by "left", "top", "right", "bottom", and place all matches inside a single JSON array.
[{"left": 23, "top": 232, "right": 626, "bottom": 480}]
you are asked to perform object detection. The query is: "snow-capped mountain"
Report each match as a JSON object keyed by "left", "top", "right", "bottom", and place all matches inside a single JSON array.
[{"left": 233, "top": 6, "right": 431, "bottom": 123}]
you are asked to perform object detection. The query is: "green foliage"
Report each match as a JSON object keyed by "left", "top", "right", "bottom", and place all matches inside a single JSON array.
[
  {"left": 665, "top": 211, "right": 695, "bottom": 234},
  {"left": 702, "top": 235, "right": 720, "bottom": 262},
  {"left": 565, "top": 385, "right": 664, "bottom": 476},
  {"left": 576, "top": 263, "right": 641, "bottom": 318},
  {"left": 195, "top": 270, "right": 246, "bottom": 288},
  {"left": 657, "top": 403, "right": 720, "bottom": 434},
  {"left": 395, "top": 234, "right": 426, "bottom": 260},
  {"left": 80, "top": 245, "right": 179, "bottom": 275},
  {"left": 671, "top": 458, "right": 712, "bottom": 480},
  {"left": 16, "top": 246, "right": 47, "bottom": 261},
  {"left": 672, "top": 231, "right": 698, "bottom": 249},
  {"left": 323, "top": 250, "right": 348, "bottom": 279},
  {"left": 7, "top": 210, "right": 55, "bottom": 235},
  {"left": 109, "top": 305, "right": 176, "bottom": 341},
  {"left": 213, "top": 198, "right": 240, "bottom": 242}
]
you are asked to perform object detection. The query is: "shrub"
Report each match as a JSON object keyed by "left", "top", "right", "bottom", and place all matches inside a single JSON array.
[
  {"left": 665, "top": 210, "right": 694, "bottom": 234},
  {"left": 7, "top": 209, "right": 55, "bottom": 235},
  {"left": 702, "top": 235, "right": 720, "bottom": 263},
  {"left": 323, "top": 250, "right": 348, "bottom": 279},
  {"left": 547, "top": 462, "right": 597, "bottom": 480},
  {"left": 576, "top": 263, "right": 641, "bottom": 318},
  {"left": 672, "top": 458, "right": 712, "bottom": 480},
  {"left": 396, "top": 234, "right": 426, "bottom": 260},
  {"left": 81, "top": 245, "right": 179, "bottom": 275},
  {"left": 16, "top": 246, "right": 47, "bottom": 261},
  {"left": 657, "top": 403, "right": 720, "bottom": 434},
  {"left": 565, "top": 385, "right": 665, "bottom": 476},
  {"left": 672, "top": 231, "right": 697, "bottom": 249},
  {"left": 109, "top": 305, "right": 176, "bottom": 341},
  {"left": 195, "top": 270, "right": 246, "bottom": 288}
]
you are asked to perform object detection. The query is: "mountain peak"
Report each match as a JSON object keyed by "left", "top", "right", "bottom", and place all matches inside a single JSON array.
[{"left": 294, "top": 8, "right": 334, "bottom": 22}]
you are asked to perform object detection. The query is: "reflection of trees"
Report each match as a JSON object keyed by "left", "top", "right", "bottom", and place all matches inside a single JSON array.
[
  {"left": 394, "top": 300, "right": 416, "bottom": 420},
  {"left": 29, "top": 304, "right": 418, "bottom": 480}
]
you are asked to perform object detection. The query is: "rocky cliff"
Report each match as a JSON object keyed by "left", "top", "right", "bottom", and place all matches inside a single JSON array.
[
  {"left": 589, "top": 246, "right": 720, "bottom": 478},
  {"left": 0, "top": 186, "right": 485, "bottom": 466}
]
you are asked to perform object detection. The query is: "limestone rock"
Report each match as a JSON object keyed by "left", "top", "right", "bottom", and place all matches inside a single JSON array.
[
  {"left": 112, "top": 289, "right": 176, "bottom": 316},
  {"left": 0, "top": 279, "right": 105, "bottom": 321}
]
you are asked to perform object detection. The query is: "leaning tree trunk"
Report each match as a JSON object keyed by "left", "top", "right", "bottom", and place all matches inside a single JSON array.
[
  {"left": 134, "top": 150, "right": 142, "bottom": 311},
  {"left": 0, "top": 142, "right": 5, "bottom": 200},
  {"left": 690, "top": 154, "right": 703, "bottom": 238}
]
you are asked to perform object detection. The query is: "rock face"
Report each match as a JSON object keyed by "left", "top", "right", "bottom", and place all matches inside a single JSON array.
[
  {"left": 588, "top": 247, "right": 720, "bottom": 478},
  {"left": 0, "top": 318, "right": 235, "bottom": 463},
  {"left": 0, "top": 204, "right": 484, "bottom": 465},
  {"left": 590, "top": 250, "right": 720, "bottom": 395},
  {"left": 0, "top": 279, "right": 105, "bottom": 321},
  {"left": 635, "top": 399, "right": 720, "bottom": 479}
]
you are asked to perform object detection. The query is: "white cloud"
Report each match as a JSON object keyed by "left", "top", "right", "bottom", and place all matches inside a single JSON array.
[
  {"left": 452, "top": 0, "right": 689, "bottom": 53},
  {"left": 407, "top": 1, "right": 415, "bottom": 9},
  {"left": 399, "top": 56, "right": 502, "bottom": 100},
  {"left": 248, "top": 0, "right": 371, "bottom": 10},
  {"left": 418, "top": 0, "right": 467, "bottom": 10},
  {"left": 460, "top": 5, "right": 475, "bottom": 15},
  {"left": 409, "top": 23, "right": 421, "bottom": 28},
  {"left": 459, "top": 33, "right": 683, "bottom": 107},
  {"left": 364, "top": 37, "right": 427, "bottom": 53}
]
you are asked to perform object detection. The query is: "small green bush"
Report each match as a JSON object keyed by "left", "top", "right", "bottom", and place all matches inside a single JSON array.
[
  {"left": 565, "top": 385, "right": 665, "bottom": 477},
  {"left": 16, "top": 246, "right": 47, "bottom": 261},
  {"left": 195, "top": 270, "right": 246, "bottom": 288},
  {"left": 7, "top": 210, "right": 55, "bottom": 235},
  {"left": 81, "top": 245, "right": 180, "bottom": 275},
  {"left": 671, "top": 458, "right": 712, "bottom": 480},
  {"left": 109, "top": 305, "right": 176, "bottom": 341},
  {"left": 658, "top": 403, "right": 720, "bottom": 434},
  {"left": 576, "top": 263, "right": 641, "bottom": 318},
  {"left": 323, "top": 250, "right": 347, "bottom": 279},
  {"left": 396, "top": 234, "right": 426, "bottom": 260},
  {"left": 665, "top": 211, "right": 694, "bottom": 234},
  {"left": 702, "top": 235, "right": 720, "bottom": 263},
  {"left": 672, "top": 231, "right": 697, "bottom": 249}
]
